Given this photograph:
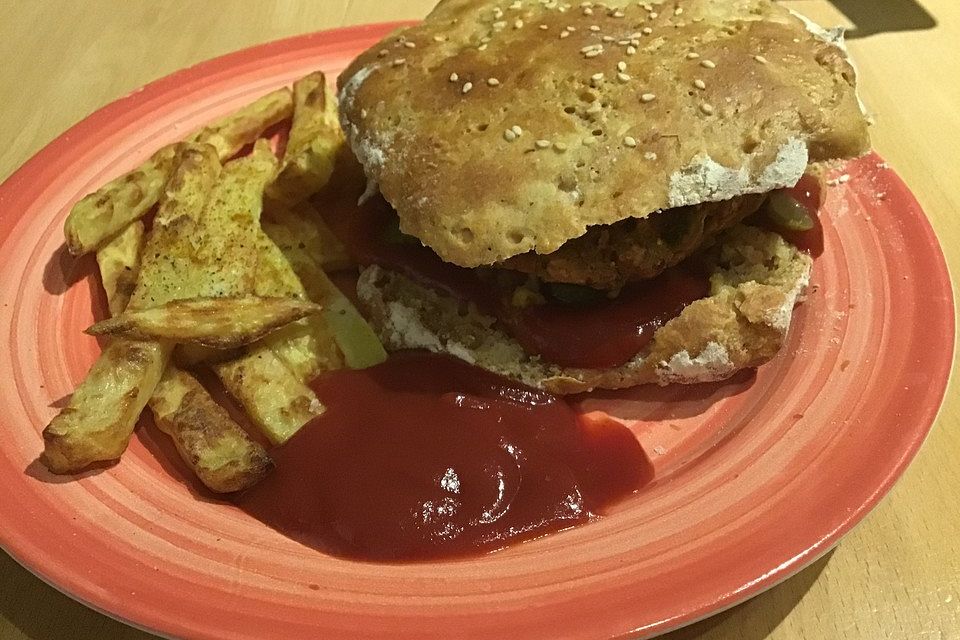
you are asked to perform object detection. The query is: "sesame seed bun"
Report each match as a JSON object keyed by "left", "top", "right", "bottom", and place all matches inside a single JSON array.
[{"left": 337, "top": 0, "right": 869, "bottom": 268}]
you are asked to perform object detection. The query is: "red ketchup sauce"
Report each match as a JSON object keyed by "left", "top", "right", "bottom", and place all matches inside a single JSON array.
[
  {"left": 235, "top": 352, "right": 650, "bottom": 561},
  {"left": 337, "top": 195, "right": 709, "bottom": 369}
]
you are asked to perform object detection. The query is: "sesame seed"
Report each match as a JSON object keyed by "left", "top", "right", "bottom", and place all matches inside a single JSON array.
[
  {"left": 462, "top": 81, "right": 474, "bottom": 93},
  {"left": 630, "top": 31, "right": 643, "bottom": 39},
  {"left": 582, "top": 136, "right": 597, "bottom": 145},
  {"left": 487, "top": 77, "right": 501, "bottom": 86},
  {"left": 585, "top": 49, "right": 602, "bottom": 58},
  {"left": 504, "top": 129, "right": 518, "bottom": 141},
  {"left": 617, "top": 72, "right": 631, "bottom": 82},
  {"left": 754, "top": 55, "right": 768, "bottom": 64},
  {"left": 649, "top": 12, "right": 658, "bottom": 19},
  {"left": 700, "top": 59, "right": 716, "bottom": 68},
  {"left": 613, "top": 10, "right": 625, "bottom": 18},
  {"left": 591, "top": 71, "right": 605, "bottom": 80},
  {"left": 694, "top": 78, "right": 707, "bottom": 89},
  {"left": 583, "top": 7, "right": 593, "bottom": 15},
  {"left": 539, "top": 23, "right": 549, "bottom": 29},
  {"left": 644, "top": 151, "right": 658, "bottom": 160},
  {"left": 589, "top": 24, "right": 601, "bottom": 31},
  {"left": 579, "top": 1, "right": 593, "bottom": 6},
  {"left": 641, "top": 92, "right": 656, "bottom": 102},
  {"left": 602, "top": 35, "right": 615, "bottom": 42},
  {"left": 493, "top": 7, "right": 504, "bottom": 18},
  {"left": 642, "top": 27, "right": 653, "bottom": 34},
  {"left": 581, "top": 44, "right": 600, "bottom": 52},
  {"left": 586, "top": 102, "right": 603, "bottom": 114},
  {"left": 642, "top": 3, "right": 653, "bottom": 10},
  {"left": 478, "top": 43, "right": 488, "bottom": 50},
  {"left": 560, "top": 31, "right": 570, "bottom": 38},
  {"left": 404, "top": 41, "right": 416, "bottom": 48},
  {"left": 618, "top": 39, "right": 631, "bottom": 45},
  {"left": 566, "top": 25, "right": 577, "bottom": 31},
  {"left": 627, "top": 45, "right": 637, "bottom": 55},
  {"left": 493, "top": 20, "right": 508, "bottom": 28},
  {"left": 617, "top": 61, "right": 627, "bottom": 71},
  {"left": 360, "top": 108, "right": 368, "bottom": 118},
  {"left": 509, "top": 0, "right": 522, "bottom": 8},
  {"left": 631, "top": 38, "right": 641, "bottom": 46},
  {"left": 378, "top": 49, "right": 389, "bottom": 57},
  {"left": 554, "top": 141, "right": 568, "bottom": 151},
  {"left": 535, "top": 139, "right": 551, "bottom": 149},
  {"left": 623, "top": 136, "right": 637, "bottom": 147},
  {"left": 674, "top": 7, "right": 683, "bottom": 15},
  {"left": 700, "top": 103, "right": 715, "bottom": 115},
  {"left": 391, "top": 58, "right": 406, "bottom": 67},
  {"left": 511, "top": 125, "right": 523, "bottom": 136},
  {"left": 433, "top": 35, "right": 446, "bottom": 42},
  {"left": 449, "top": 72, "right": 459, "bottom": 82},
  {"left": 686, "top": 52, "right": 700, "bottom": 59},
  {"left": 514, "top": 19, "right": 524, "bottom": 28},
  {"left": 481, "top": 36, "right": 492, "bottom": 43}
]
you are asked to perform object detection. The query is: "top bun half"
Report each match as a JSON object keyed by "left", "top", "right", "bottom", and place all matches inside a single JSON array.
[{"left": 338, "top": 0, "right": 870, "bottom": 267}]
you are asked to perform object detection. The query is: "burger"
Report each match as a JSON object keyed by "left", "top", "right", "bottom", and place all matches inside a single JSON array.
[{"left": 335, "top": 0, "right": 869, "bottom": 393}]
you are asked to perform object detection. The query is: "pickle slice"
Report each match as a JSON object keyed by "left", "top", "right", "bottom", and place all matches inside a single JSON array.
[{"left": 764, "top": 190, "right": 815, "bottom": 232}]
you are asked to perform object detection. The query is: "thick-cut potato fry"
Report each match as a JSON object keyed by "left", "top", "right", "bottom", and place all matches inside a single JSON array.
[
  {"left": 191, "top": 88, "right": 293, "bottom": 161},
  {"left": 268, "top": 231, "right": 386, "bottom": 369},
  {"left": 263, "top": 200, "right": 352, "bottom": 272},
  {"left": 63, "top": 143, "right": 181, "bottom": 256},
  {"left": 148, "top": 367, "right": 272, "bottom": 492},
  {"left": 96, "top": 221, "right": 145, "bottom": 317},
  {"left": 128, "top": 141, "right": 276, "bottom": 309},
  {"left": 63, "top": 87, "right": 292, "bottom": 256},
  {"left": 41, "top": 340, "right": 172, "bottom": 473},
  {"left": 43, "top": 139, "right": 271, "bottom": 473},
  {"left": 95, "top": 218, "right": 270, "bottom": 492},
  {"left": 215, "top": 350, "right": 323, "bottom": 445},
  {"left": 87, "top": 296, "right": 322, "bottom": 348},
  {"left": 252, "top": 230, "right": 343, "bottom": 379},
  {"left": 266, "top": 72, "right": 344, "bottom": 204}
]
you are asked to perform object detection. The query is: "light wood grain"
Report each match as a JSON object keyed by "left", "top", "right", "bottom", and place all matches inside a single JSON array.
[{"left": 1, "top": 1, "right": 957, "bottom": 639}]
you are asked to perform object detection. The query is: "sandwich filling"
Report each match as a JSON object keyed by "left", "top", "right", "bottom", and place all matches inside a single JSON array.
[{"left": 332, "top": 181, "right": 819, "bottom": 370}]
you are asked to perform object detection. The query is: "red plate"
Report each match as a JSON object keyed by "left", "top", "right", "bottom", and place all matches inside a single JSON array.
[{"left": 0, "top": 23, "right": 953, "bottom": 640}]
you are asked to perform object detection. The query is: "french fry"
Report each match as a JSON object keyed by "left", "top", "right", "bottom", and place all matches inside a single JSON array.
[
  {"left": 41, "top": 340, "right": 172, "bottom": 473},
  {"left": 266, "top": 72, "right": 343, "bottom": 204},
  {"left": 95, "top": 217, "right": 271, "bottom": 492},
  {"left": 63, "top": 86, "right": 292, "bottom": 257},
  {"left": 43, "top": 139, "right": 271, "bottom": 473},
  {"left": 214, "top": 351, "right": 323, "bottom": 445},
  {"left": 267, "top": 228, "right": 386, "bottom": 369},
  {"left": 87, "top": 296, "right": 322, "bottom": 347},
  {"left": 253, "top": 231, "right": 343, "bottom": 378},
  {"left": 148, "top": 367, "right": 272, "bottom": 492},
  {"left": 128, "top": 141, "right": 277, "bottom": 308},
  {"left": 263, "top": 200, "right": 352, "bottom": 272},
  {"left": 63, "top": 143, "right": 181, "bottom": 256},
  {"left": 42, "top": 145, "right": 223, "bottom": 472},
  {"left": 96, "top": 221, "right": 145, "bottom": 317},
  {"left": 210, "top": 231, "right": 337, "bottom": 441},
  {"left": 191, "top": 88, "right": 293, "bottom": 161}
]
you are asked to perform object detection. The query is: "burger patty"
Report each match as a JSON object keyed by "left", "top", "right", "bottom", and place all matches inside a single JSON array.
[{"left": 499, "top": 194, "right": 766, "bottom": 290}]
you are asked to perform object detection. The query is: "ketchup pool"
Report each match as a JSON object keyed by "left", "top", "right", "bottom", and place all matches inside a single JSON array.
[{"left": 236, "top": 352, "right": 651, "bottom": 561}]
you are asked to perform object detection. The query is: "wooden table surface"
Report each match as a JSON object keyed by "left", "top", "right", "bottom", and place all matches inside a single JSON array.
[{"left": 1, "top": 1, "right": 957, "bottom": 638}]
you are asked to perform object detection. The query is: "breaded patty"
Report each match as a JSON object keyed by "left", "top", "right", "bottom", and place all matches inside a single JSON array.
[
  {"left": 500, "top": 194, "right": 764, "bottom": 289},
  {"left": 338, "top": 0, "right": 869, "bottom": 267},
  {"left": 357, "top": 224, "right": 813, "bottom": 393}
]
